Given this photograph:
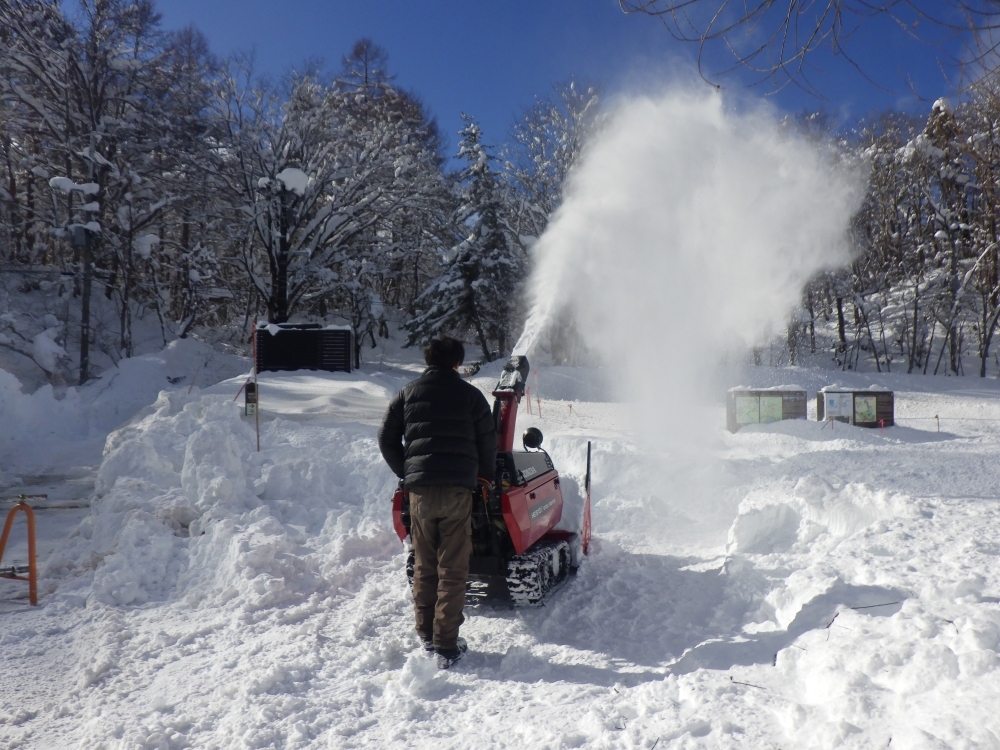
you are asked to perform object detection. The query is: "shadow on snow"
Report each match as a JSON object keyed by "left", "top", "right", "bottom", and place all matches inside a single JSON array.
[{"left": 469, "top": 546, "right": 905, "bottom": 686}]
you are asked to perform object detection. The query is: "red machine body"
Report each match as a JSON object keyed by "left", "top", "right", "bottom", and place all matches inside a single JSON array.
[
  {"left": 392, "top": 469, "right": 566, "bottom": 554},
  {"left": 391, "top": 487, "right": 407, "bottom": 541},
  {"left": 501, "top": 472, "right": 563, "bottom": 553},
  {"left": 391, "top": 355, "right": 590, "bottom": 603},
  {"left": 490, "top": 378, "right": 568, "bottom": 554}
]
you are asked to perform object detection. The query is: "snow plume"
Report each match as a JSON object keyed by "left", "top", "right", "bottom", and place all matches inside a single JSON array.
[{"left": 515, "top": 88, "right": 863, "bottom": 531}]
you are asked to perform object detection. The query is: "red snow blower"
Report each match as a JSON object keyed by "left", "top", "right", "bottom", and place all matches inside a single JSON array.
[{"left": 392, "top": 355, "right": 592, "bottom": 605}]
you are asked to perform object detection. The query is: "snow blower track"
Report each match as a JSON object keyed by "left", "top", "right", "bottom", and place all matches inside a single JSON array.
[{"left": 505, "top": 538, "right": 572, "bottom": 607}]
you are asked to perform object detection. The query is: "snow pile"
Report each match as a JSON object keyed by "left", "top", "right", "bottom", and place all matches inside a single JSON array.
[
  {"left": 0, "top": 338, "right": 246, "bottom": 445},
  {"left": 0, "top": 368, "right": 89, "bottom": 442},
  {"left": 731, "top": 488, "right": 1000, "bottom": 748},
  {"left": 728, "top": 474, "right": 914, "bottom": 555},
  {"left": 31, "top": 327, "right": 68, "bottom": 373},
  {"left": 49, "top": 390, "right": 399, "bottom": 611},
  {"left": 383, "top": 651, "right": 453, "bottom": 706},
  {"left": 276, "top": 167, "right": 310, "bottom": 196},
  {"left": 773, "top": 599, "right": 1000, "bottom": 747}
]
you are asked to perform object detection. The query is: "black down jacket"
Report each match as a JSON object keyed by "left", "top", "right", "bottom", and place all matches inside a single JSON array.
[{"left": 378, "top": 367, "right": 498, "bottom": 489}]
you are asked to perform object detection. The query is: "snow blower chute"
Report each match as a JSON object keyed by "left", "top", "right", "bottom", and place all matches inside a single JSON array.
[{"left": 392, "top": 355, "right": 591, "bottom": 605}]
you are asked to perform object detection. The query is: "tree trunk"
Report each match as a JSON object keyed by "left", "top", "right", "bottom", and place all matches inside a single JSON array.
[
  {"left": 807, "top": 290, "right": 816, "bottom": 354},
  {"left": 274, "top": 190, "right": 290, "bottom": 323},
  {"left": 908, "top": 293, "right": 920, "bottom": 373},
  {"left": 79, "top": 232, "right": 92, "bottom": 384},
  {"left": 835, "top": 296, "right": 846, "bottom": 358},
  {"left": 469, "top": 293, "right": 491, "bottom": 361}
]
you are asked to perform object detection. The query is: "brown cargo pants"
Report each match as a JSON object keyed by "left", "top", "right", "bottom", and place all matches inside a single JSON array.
[{"left": 409, "top": 485, "right": 472, "bottom": 651}]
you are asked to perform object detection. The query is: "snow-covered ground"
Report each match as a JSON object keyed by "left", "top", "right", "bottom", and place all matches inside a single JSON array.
[{"left": 2, "top": 348, "right": 1000, "bottom": 749}]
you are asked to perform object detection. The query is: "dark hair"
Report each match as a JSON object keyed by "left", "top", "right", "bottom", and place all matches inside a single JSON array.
[{"left": 424, "top": 336, "right": 465, "bottom": 368}]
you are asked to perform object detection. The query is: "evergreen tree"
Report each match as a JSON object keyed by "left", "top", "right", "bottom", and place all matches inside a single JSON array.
[{"left": 405, "top": 116, "right": 523, "bottom": 361}]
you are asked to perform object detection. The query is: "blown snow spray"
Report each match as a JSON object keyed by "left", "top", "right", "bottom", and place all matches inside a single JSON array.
[{"left": 514, "top": 88, "right": 863, "bottom": 543}]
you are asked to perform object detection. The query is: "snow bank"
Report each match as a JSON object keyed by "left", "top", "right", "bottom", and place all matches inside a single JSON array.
[
  {"left": 728, "top": 474, "right": 913, "bottom": 555},
  {"left": 0, "top": 368, "right": 89, "bottom": 442},
  {"left": 773, "top": 598, "right": 1000, "bottom": 748},
  {"left": 49, "top": 390, "right": 399, "bottom": 611},
  {"left": 0, "top": 338, "right": 245, "bottom": 445}
]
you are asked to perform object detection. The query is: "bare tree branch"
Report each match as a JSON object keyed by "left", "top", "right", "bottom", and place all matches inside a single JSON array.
[{"left": 620, "top": 1, "right": 1000, "bottom": 92}]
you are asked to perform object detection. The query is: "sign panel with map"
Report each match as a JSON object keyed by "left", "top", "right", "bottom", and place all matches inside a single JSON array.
[
  {"left": 727, "top": 387, "right": 808, "bottom": 432},
  {"left": 759, "top": 396, "right": 783, "bottom": 423},
  {"left": 854, "top": 395, "right": 877, "bottom": 423},
  {"left": 735, "top": 395, "right": 759, "bottom": 425}
]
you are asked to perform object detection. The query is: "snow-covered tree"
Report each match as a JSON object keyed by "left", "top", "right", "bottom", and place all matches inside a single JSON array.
[
  {"left": 215, "top": 54, "right": 450, "bottom": 352},
  {"left": 808, "top": 97, "right": 1000, "bottom": 377},
  {"left": 328, "top": 42, "right": 454, "bottom": 365},
  {"left": 406, "top": 116, "right": 523, "bottom": 361},
  {"left": 964, "top": 78, "right": 1000, "bottom": 376},
  {"left": 0, "top": 0, "right": 185, "bottom": 377},
  {"left": 506, "top": 81, "right": 600, "bottom": 242}
]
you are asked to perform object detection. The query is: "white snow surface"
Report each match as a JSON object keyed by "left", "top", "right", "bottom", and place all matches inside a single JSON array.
[
  {"left": 276, "top": 168, "right": 310, "bottom": 196},
  {"left": 134, "top": 234, "right": 159, "bottom": 259},
  {"left": 30, "top": 327, "right": 67, "bottom": 374},
  {"left": 2, "top": 356, "right": 1000, "bottom": 748},
  {"left": 47, "top": 177, "right": 100, "bottom": 195},
  {"left": 47, "top": 176, "right": 77, "bottom": 194}
]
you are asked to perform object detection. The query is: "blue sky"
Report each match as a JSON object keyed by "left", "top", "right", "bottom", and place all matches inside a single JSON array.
[{"left": 153, "top": 0, "right": 961, "bottom": 158}]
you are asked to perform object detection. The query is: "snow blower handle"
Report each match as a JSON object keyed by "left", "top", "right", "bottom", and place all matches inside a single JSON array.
[
  {"left": 391, "top": 480, "right": 410, "bottom": 541},
  {"left": 476, "top": 476, "right": 494, "bottom": 503}
]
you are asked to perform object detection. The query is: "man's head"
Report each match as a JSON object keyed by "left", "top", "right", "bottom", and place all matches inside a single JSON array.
[{"left": 424, "top": 336, "right": 465, "bottom": 370}]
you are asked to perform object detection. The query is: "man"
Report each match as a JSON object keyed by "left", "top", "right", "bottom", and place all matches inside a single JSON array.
[{"left": 378, "top": 336, "right": 497, "bottom": 669}]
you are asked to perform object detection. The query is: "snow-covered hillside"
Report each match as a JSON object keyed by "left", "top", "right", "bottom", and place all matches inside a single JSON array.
[{"left": 2, "top": 353, "right": 1000, "bottom": 749}]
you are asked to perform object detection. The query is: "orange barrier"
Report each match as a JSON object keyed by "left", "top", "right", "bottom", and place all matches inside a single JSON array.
[{"left": 0, "top": 499, "right": 38, "bottom": 605}]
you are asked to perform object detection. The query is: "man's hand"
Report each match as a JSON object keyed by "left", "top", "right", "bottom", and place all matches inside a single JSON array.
[
  {"left": 477, "top": 477, "right": 494, "bottom": 503},
  {"left": 393, "top": 479, "right": 408, "bottom": 502}
]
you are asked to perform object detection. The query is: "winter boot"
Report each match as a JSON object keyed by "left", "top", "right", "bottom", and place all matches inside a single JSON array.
[
  {"left": 436, "top": 637, "right": 468, "bottom": 670},
  {"left": 418, "top": 635, "right": 435, "bottom": 654}
]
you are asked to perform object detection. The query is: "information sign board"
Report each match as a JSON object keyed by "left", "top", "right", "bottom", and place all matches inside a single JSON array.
[
  {"left": 735, "top": 395, "right": 759, "bottom": 425},
  {"left": 759, "top": 396, "right": 783, "bottom": 423},
  {"left": 824, "top": 392, "right": 853, "bottom": 422},
  {"left": 854, "top": 395, "right": 877, "bottom": 424}
]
